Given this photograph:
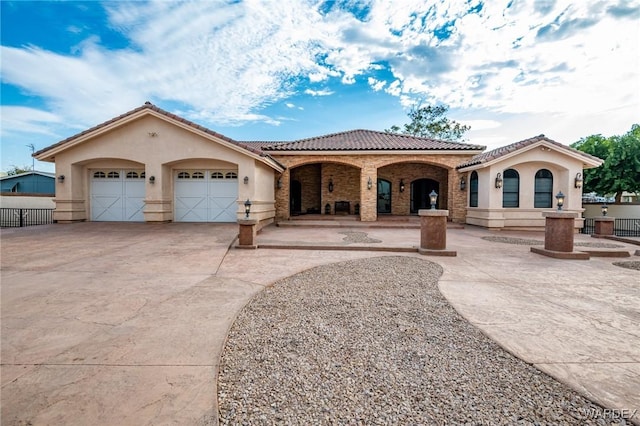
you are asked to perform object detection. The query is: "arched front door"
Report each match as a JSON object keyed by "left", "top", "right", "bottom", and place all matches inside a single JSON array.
[
  {"left": 411, "top": 178, "right": 439, "bottom": 213},
  {"left": 377, "top": 179, "right": 391, "bottom": 214}
]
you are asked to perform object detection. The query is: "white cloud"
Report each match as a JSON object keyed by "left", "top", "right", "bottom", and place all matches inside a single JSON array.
[
  {"left": 304, "top": 89, "right": 334, "bottom": 96},
  {"left": 0, "top": 106, "right": 64, "bottom": 137}
]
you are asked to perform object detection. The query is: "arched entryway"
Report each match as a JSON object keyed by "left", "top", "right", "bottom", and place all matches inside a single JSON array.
[
  {"left": 290, "top": 180, "right": 302, "bottom": 215},
  {"left": 377, "top": 179, "right": 391, "bottom": 214},
  {"left": 411, "top": 178, "right": 440, "bottom": 212}
]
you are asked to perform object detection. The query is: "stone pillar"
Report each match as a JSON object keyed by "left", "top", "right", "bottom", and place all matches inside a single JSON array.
[
  {"left": 237, "top": 219, "right": 258, "bottom": 249},
  {"left": 531, "top": 211, "right": 589, "bottom": 259},
  {"left": 418, "top": 209, "right": 456, "bottom": 256},
  {"left": 593, "top": 217, "right": 614, "bottom": 237}
]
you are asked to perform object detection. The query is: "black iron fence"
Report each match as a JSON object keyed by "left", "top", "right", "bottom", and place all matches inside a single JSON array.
[
  {"left": 582, "top": 218, "right": 640, "bottom": 237},
  {"left": 0, "top": 208, "right": 54, "bottom": 228}
]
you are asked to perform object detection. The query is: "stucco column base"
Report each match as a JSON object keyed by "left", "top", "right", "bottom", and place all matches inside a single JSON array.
[
  {"left": 237, "top": 219, "right": 258, "bottom": 249},
  {"left": 593, "top": 217, "right": 615, "bottom": 236},
  {"left": 531, "top": 211, "right": 589, "bottom": 260},
  {"left": 418, "top": 209, "right": 457, "bottom": 257}
]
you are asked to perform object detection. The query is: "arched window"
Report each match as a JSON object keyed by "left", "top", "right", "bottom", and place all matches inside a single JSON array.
[
  {"left": 211, "top": 172, "right": 224, "bottom": 179},
  {"left": 93, "top": 171, "right": 106, "bottom": 178},
  {"left": 107, "top": 171, "right": 120, "bottom": 179},
  {"left": 534, "top": 169, "right": 553, "bottom": 208},
  {"left": 469, "top": 171, "right": 478, "bottom": 207},
  {"left": 177, "top": 172, "right": 190, "bottom": 179},
  {"left": 225, "top": 172, "right": 237, "bottom": 179},
  {"left": 126, "top": 171, "right": 139, "bottom": 179},
  {"left": 502, "top": 169, "right": 519, "bottom": 208},
  {"left": 192, "top": 171, "right": 205, "bottom": 179}
]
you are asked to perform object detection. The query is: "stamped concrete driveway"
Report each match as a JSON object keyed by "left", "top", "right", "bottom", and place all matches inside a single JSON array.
[{"left": 1, "top": 223, "right": 258, "bottom": 425}]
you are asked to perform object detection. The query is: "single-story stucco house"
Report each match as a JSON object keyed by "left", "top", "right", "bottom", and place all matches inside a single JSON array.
[
  {"left": 34, "top": 102, "right": 602, "bottom": 229},
  {"left": 0, "top": 171, "right": 55, "bottom": 195}
]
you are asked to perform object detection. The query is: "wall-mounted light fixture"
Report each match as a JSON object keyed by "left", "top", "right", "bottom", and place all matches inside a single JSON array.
[
  {"left": 367, "top": 177, "right": 372, "bottom": 190},
  {"left": 244, "top": 176, "right": 249, "bottom": 185},
  {"left": 328, "top": 178, "right": 334, "bottom": 192},
  {"left": 57, "top": 175, "right": 65, "bottom": 183},
  {"left": 277, "top": 178, "right": 282, "bottom": 189},
  {"left": 399, "top": 179, "right": 405, "bottom": 193},
  {"left": 495, "top": 172, "right": 503, "bottom": 189},
  {"left": 149, "top": 175, "right": 155, "bottom": 184},
  {"left": 459, "top": 176, "right": 466, "bottom": 191},
  {"left": 148, "top": 132, "right": 158, "bottom": 137},
  {"left": 244, "top": 199, "right": 252, "bottom": 218},
  {"left": 601, "top": 203, "right": 608, "bottom": 216},
  {"left": 429, "top": 190, "right": 438, "bottom": 210},
  {"left": 555, "top": 191, "right": 565, "bottom": 211},
  {"left": 574, "top": 173, "right": 583, "bottom": 189}
]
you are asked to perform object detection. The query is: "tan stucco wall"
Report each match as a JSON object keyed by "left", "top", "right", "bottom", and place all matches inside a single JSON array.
[
  {"left": 51, "top": 114, "right": 276, "bottom": 223},
  {"left": 462, "top": 147, "right": 588, "bottom": 229}
]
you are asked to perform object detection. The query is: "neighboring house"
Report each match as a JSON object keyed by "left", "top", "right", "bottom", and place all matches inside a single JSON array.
[
  {"left": 34, "top": 102, "right": 603, "bottom": 229},
  {"left": 0, "top": 171, "right": 55, "bottom": 195}
]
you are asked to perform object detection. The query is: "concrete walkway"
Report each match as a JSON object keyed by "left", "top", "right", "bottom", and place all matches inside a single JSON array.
[{"left": 1, "top": 223, "right": 639, "bottom": 425}]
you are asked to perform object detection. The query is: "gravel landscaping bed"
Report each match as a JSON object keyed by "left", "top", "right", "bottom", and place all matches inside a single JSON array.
[
  {"left": 612, "top": 260, "right": 640, "bottom": 271},
  {"left": 481, "top": 236, "right": 624, "bottom": 248},
  {"left": 218, "top": 256, "right": 622, "bottom": 425}
]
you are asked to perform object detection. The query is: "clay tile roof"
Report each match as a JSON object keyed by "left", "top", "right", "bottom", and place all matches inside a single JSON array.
[
  {"left": 260, "top": 129, "right": 486, "bottom": 152},
  {"left": 34, "top": 102, "right": 265, "bottom": 157},
  {"left": 456, "top": 134, "right": 603, "bottom": 169}
]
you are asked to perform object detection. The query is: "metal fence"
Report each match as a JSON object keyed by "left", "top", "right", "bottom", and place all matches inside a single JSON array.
[
  {"left": 0, "top": 208, "right": 54, "bottom": 228},
  {"left": 582, "top": 218, "right": 640, "bottom": 237}
]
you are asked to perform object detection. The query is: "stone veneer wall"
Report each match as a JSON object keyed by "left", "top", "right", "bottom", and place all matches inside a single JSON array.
[{"left": 272, "top": 153, "right": 474, "bottom": 222}]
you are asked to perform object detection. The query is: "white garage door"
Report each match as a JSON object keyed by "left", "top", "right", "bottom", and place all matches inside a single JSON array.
[
  {"left": 91, "top": 170, "right": 145, "bottom": 222},
  {"left": 174, "top": 170, "right": 238, "bottom": 222}
]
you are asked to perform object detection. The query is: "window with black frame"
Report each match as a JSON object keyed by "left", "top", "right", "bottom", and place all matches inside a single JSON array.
[
  {"left": 502, "top": 169, "right": 519, "bottom": 208},
  {"left": 534, "top": 169, "right": 553, "bottom": 208}
]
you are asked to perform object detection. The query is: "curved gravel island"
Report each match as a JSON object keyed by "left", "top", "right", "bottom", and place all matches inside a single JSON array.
[{"left": 218, "top": 256, "right": 616, "bottom": 425}]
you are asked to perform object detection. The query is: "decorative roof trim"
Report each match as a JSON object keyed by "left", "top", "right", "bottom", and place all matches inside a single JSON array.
[{"left": 270, "top": 149, "right": 485, "bottom": 156}]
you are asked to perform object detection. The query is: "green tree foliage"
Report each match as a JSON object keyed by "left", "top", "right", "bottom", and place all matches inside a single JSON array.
[
  {"left": 571, "top": 124, "right": 640, "bottom": 202},
  {"left": 6, "top": 165, "right": 32, "bottom": 176},
  {"left": 385, "top": 104, "right": 470, "bottom": 141}
]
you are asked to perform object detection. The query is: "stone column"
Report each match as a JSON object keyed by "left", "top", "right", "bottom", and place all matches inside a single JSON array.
[
  {"left": 531, "top": 211, "right": 589, "bottom": 259},
  {"left": 418, "top": 209, "right": 456, "bottom": 256},
  {"left": 593, "top": 217, "right": 615, "bottom": 237},
  {"left": 237, "top": 219, "right": 258, "bottom": 249}
]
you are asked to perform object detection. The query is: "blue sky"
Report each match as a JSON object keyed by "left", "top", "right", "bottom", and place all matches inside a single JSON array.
[{"left": 2, "top": 0, "right": 639, "bottom": 173}]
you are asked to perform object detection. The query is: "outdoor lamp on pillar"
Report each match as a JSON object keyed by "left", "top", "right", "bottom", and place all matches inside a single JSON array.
[
  {"left": 460, "top": 176, "right": 466, "bottom": 191},
  {"left": 399, "top": 179, "right": 405, "bottom": 192},
  {"left": 244, "top": 199, "right": 252, "bottom": 218},
  {"left": 495, "top": 172, "right": 503, "bottom": 189},
  {"left": 429, "top": 190, "right": 438, "bottom": 210},
  {"left": 555, "top": 191, "right": 565, "bottom": 211},
  {"left": 328, "top": 178, "right": 334, "bottom": 192},
  {"left": 601, "top": 203, "right": 608, "bottom": 216},
  {"left": 574, "top": 173, "right": 583, "bottom": 189},
  {"left": 367, "top": 177, "right": 372, "bottom": 190},
  {"left": 57, "top": 175, "right": 65, "bottom": 183}
]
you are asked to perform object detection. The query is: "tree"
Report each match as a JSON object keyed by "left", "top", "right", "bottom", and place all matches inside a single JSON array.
[
  {"left": 385, "top": 104, "right": 470, "bottom": 141},
  {"left": 571, "top": 124, "right": 640, "bottom": 202},
  {"left": 6, "top": 165, "right": 32, "bottom": 176}
]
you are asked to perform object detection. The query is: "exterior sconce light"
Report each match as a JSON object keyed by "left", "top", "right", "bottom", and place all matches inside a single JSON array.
[
  {"left": 460, "top": 176, "right": 466, "bottom": 191},
  {"left": 367, "top": 177, "right": 372, "bottom": 190},
  {"left": 574, "top": 173, "right": 583, "bottom": 189},
  {"left": 244, "top": 176, "right": 249, "bottom": 185},
  {"left": 149, "top": 176, "right": 155, "bottom": 184},
  {"left": 328, "top": 178, "right": 334, "bottom": 192},
  {"left": 244, "top": 199, "right": 252, "bottom": 218},
  {"left": 555, "top": 191, "right": 565, "bottom": 211},
  {"left": 429, "top": 190, "right": 438, "bottom": 210},
  {"left": 495, "top": 173, "right": 503, "bottom": 189},
  {"left": 277, "top": 178, "right": 282, "bottom": 189},
  {"left": 601, "top": 203, "right": 608, "bottom": 216},
  {"left": 57, "top": 175, "right": 65, "bottom": 183},
  {"left": 399, "top": 179, "right": 405, "bottom": 193}
]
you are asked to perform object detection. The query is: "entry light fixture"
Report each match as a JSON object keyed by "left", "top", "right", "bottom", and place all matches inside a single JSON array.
[
  {"left": 367, "top": 177, "right": 372, "bottom": 190},
  {"left": 328, "top": 178, "right": 334, "bottom": 192},
  {"left": 277, "top": 178, "right": 282, "bottom": 189},
  {"left": 244, "top": 199, "right": 252, "bottom": 218},
  {"left": 460, "top": 176, "right": 466, "bottom": 191},
  {"left": 601, "top": 203, "right": 608, "bottom": 216},
  {"left": 555, "top": 191, "right": 565, "bottom": 211},
  {"left": 429, "top": 190, "right": 438, "bottom": 210},
  {"left": 244, "top": 176, "right": 249, "bottom": 185},
  {"left": 57, "top": 175, "right": 65, "bottom": 183},
  {"left": 574, "top": 173, "right": 583, "bottom": 189},
  {"left": 149, "top": 175, "right": 155, "bottom": 184},
  {"left": 399, "top": 179, "right": 405, "bottom": 193},
  {"left": 495, "top": 172, "right": 503, "bottom": 189}
]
